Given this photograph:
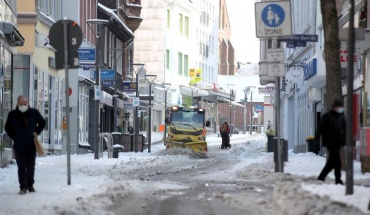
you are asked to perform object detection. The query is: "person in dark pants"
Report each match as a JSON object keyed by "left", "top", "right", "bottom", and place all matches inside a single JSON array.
[
  {"left": 220, "top": 122, "right": 231, "bottom": 149},
  {"left": 127, "top": 122, "right": 134, "bottom": 134},
  {"left": 5, "top": 95, "right": 46, "bottom": 194},
  {"left": 315, "top": 98, "right": 346, "bottom": 185}
]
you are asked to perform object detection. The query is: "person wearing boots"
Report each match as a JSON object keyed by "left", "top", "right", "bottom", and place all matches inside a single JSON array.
[
  {"left": 220, "top": 122, "right": 231, "bottom": 149},
  {"left": 315, "top": 98, "right": 346, "bottom": 185},
  {"left": 5, "top": 95, "right": 46, "bottom": 194}
]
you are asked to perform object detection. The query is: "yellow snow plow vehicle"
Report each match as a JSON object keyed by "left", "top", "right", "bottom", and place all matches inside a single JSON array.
[{"left": 164, "top": 105, "right": 210, "bottom": 158}]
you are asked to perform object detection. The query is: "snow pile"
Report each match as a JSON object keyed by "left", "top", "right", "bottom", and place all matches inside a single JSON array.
[
  {"left": 302, "top": 183, "right": 370, "bottom": 214},
  {"left": 274, "top": 181, "right": 367, "bottom": 215}
]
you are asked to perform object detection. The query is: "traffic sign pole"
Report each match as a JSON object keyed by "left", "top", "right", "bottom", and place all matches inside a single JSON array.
[
  {"left": 63, "top": 19, "right": 72, "bottom": 185},
  {"left": 49, "top": 18, "right": 83, "bottom": 185}
]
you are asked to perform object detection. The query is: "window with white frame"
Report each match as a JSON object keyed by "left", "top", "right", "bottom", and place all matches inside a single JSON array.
[
  {"left": 178, "top": 52, "right": 183, "bottom": 75},
  {"left": 54, "top": 77, "right": 63, "bottom": 145},
  {"left": 185, "top": 16, "right": 189, "bottom": 38},
  {"left": 78, "top": 85, "right": 89, "bottom": 144},
  {"left": 166, "top": 49, "right": 170, "bottom": 70},
  {"left": 167, "top": 9, "right": 171, "bottom": 29},
  {"left": 34, "top": 68, "right": 50, "bottom": 144},
  {"left": 179, "top": 13, "right": 183, "bottom": 35},
  {"left": 184, "top": 55, "right": 189, "bottom": 76}
]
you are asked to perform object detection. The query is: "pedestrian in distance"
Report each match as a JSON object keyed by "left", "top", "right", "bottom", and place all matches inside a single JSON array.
[
  {"left": 267, "top": 120, "right": 272, "bottom": 130},
  {"left": 315, "top": 98, "right": 346, "bottom": 185},
  {"left": 127, "top": 122, "right": 134, "bottom": 134},
  {"left": 5, "top": 95, "right": 46, "bottom": 194},
  {"left": 220, "top": 122, "right": 231, "bottom": 149}
]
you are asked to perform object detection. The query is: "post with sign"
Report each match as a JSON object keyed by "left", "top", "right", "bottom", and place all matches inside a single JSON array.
[
  {"left": 49, "top": 18, "right": 83, "bottom": 185},
  {"left": 255, "top": 1, "right": 291, "bottom": 173}
]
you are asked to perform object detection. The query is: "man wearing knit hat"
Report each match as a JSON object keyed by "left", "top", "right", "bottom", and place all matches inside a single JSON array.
[{"left": 315, "top": 98, "right": 346, "bottom": 184}]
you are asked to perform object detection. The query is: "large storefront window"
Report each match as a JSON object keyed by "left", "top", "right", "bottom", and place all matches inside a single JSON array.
[
  {"left": 1, "top": 46, "right": 12, "bottom": 148},
  {"left": 33, "top": 68, "right": 64, "bottom": 146},
  {"left": 79, "top": 84, "right": 89, "bottom": 144},
  {"left": 54, "top": 77, "right": 63, "bottom": 145},
  {"left": 35, "top": 68, "right": 50, "bottom": 144}
]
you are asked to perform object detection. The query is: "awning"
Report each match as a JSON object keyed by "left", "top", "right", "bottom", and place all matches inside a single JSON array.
[
  {"left": 219, "top": 97, "right": 244, "bottom": 108},
  {"left": 0, "top": 22, "right": 25, "bottom": 46},
  {"left": 180, "top": 85, "right": 209, "bottom": 97},
  {"left": 98, "top": 3, "right": 134, "bottom": 42},
  {"left": 202, "top": 88, "right": 235, "bottom": 103}
]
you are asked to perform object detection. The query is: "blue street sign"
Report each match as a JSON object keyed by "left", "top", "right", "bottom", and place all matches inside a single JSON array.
[
  {"left": 78, "top": 48, "right": 95, "bottom": 70},
  {"left": 286, "top": 41, "right": 307, "bottom": 48},
  {"left": 303, "top": 58, "right": 317, "bottom": 80},
  {"left": 78, "top": 48, "right": 95, "bottom": 61},
  {"left": 101, "top": 80, "right": 115, "bottom": 86},
  {"left": 100, "top": 69, "right": 115, "bottom": 80},
  {"left": 255, "top": 104, "right": 264, "bottom": 112},
  {"left": 92, "top": 69, "right": 115, "bottom": 86},
  {"left": 122, "top": 81, "right": 137, "bottom": 92},
  {"left": 279, "top": 34, "right": 318, "bottom": 42},
  {"left": 262, "top": 4, "right": 285, "bottom": 28}
]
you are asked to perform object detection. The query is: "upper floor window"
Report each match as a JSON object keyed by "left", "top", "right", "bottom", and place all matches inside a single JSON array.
[
  {"left": 167, "top": 9, "right": 171, "bottom": 29},
  {"left": 38, "top": 0, "right": 62, "bottom": 21},
  {"left": 185, "top": 16, "right": 189, "bottom": 38},
  {"left": 179, "top": 13, "right": 183, "bottom": 35}
]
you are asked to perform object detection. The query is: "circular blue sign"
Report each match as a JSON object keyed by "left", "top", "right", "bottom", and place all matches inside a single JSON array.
[{"left": 261, "top": 4, "right": 285, "bottom": 27}]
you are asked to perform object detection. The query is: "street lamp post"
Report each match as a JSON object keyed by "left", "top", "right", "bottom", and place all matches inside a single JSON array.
[
  {"left": 131, "top": 63, "right": 145, "bottom": 153},
  {"left": 86, "top": 19, "right": 109, "bottom": 160},
  {"left": 227, "top": 84, "right": 235, "bottom": 136},
  {"left": 190, "top": 86, "right": 198, "bottom": 107},
  {"left": 243, "top": 87, "right": 250, "bottom": 134},
  {"left": 249, "top": 87, "right": 256, "bottom": 135},
  {"left": 145, "top": 74, "right": 157, "bottom": 153},
  {"left": 162, "top": 83, "right": 171, "bottom": 140},
  {"left": 110, "top": 48, "right": 124, "bottom": 132}
]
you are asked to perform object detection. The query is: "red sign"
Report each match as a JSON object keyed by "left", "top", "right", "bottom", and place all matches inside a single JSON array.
[
  {"left": 68, "top": 87, "right": 72, "bottom": 96},
  {"left": 340, "top": 50, "right": 358, "bottom": 63}
]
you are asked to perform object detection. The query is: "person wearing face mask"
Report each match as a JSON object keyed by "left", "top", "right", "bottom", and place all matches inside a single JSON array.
[
  {"left": 5, "top": 95, "right": 46, "bottom": 194},
  {"left": 315, "top": 98, "right": 346, "bottom": 185}
]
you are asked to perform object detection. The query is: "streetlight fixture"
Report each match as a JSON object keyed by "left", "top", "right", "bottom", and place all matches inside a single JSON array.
[
  {"left": 227, "top": 84, "right": 235, "bottom": 136},
  {"left": 110, "top": 48, "right": 124, "bottom": 132},
  {"left": 190, "top": 86, "right": 198, "bottom": 107},
  {"left": 161, "top": 83, "right": 171, "bottom": 140},
  {"left": 145, "top": 74, "right": 157, "bottom": 153},
  {"left": 131, "top": 63, "right": 145, "bottom": 152},
  {"left": 249, "top": 86, "right": 256, "bottom": 134},
  {"left": 86, "top": 19, "right": 109, "bottom": 160},
  {"left": 243, "top": 87, "right": 251, "bottom": 134}
]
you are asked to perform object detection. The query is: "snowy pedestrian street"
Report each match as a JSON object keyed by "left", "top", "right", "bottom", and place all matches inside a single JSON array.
[{"left": 0, "top": 133, "right": 369, "bottom": 215}]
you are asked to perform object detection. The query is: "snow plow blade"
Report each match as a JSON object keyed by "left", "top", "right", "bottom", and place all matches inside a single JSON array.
[{"left": 165, "top": 140, "right": 208, "bottom": 158}]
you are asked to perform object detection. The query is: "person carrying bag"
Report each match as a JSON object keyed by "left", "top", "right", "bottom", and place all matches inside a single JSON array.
[{"left": 5, "top": 95, "right": 46, "bottom": 194}]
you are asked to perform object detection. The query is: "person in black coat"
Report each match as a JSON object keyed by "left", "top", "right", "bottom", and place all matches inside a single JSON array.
[
  {"left": 315, "top": 98, "right": 346, "bottom": 185},
  {"left": 5, "top": 95, "right": 46, "bottom": 194}
]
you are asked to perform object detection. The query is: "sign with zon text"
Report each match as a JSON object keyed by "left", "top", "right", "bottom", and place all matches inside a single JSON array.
[{"left": 255, "top": 1, "right": 292, "bottom": 38}]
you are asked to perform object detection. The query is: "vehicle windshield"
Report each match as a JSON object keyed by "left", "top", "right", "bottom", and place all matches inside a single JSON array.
[{"left": 171, "top": 111, "right": 204, "bottom": 129}]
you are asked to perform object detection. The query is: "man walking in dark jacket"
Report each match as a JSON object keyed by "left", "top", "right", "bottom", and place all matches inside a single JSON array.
[
  {"left": 315, "top": 98, "right": 346, "bottom": 185},
  {"left": 5, "top": 95, "right": 46, "bottom": 194}
]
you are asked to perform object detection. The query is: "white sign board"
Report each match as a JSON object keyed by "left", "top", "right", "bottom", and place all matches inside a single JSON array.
[
  {"left": 267, "top": 48, "right": 285, "bottom": 62},
  {"left": 154, "top": 87, "right": 164, "bottom": 103},
  {"left": 267, "top": 63, "right": 286, "bottom": 77},
  {"left": 255, "top": 1, "right": 292, "bottom": 38},
  {"left": 259, "top": 62, "right": 268, "bottom": 76},
  {"left": 133, "top": 97, "right": 140, "bottom": 107},
  {"left": 286, "top": 67, "right": 304, "bottom": 82},
  {"left": 258, "top": 86, "right": 276, "bottom": 94},
  {"left": 123, "top": 98, "right": 133, "bottom": 109},
  {"left": 94, "top": 86, "right": 101, "bottom": 100}
]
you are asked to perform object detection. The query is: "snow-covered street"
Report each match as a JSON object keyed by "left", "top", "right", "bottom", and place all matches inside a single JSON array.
[{"left": 1, "top": 133, "right": 369, "bottom": 215}]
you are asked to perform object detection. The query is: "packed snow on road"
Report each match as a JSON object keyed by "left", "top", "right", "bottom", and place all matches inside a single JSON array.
[{"left": 0, "top": 133, "right": 369, "bottom": 215}]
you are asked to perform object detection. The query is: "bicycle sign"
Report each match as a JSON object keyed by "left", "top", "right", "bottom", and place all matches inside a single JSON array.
[{"left": 255, "top": 1, "right": 291, "bottom": 38}]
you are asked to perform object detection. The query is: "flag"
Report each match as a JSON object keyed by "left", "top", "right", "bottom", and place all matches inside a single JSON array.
[{"left": 190, "top": 68, "right": 202, "bottom": 86}]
